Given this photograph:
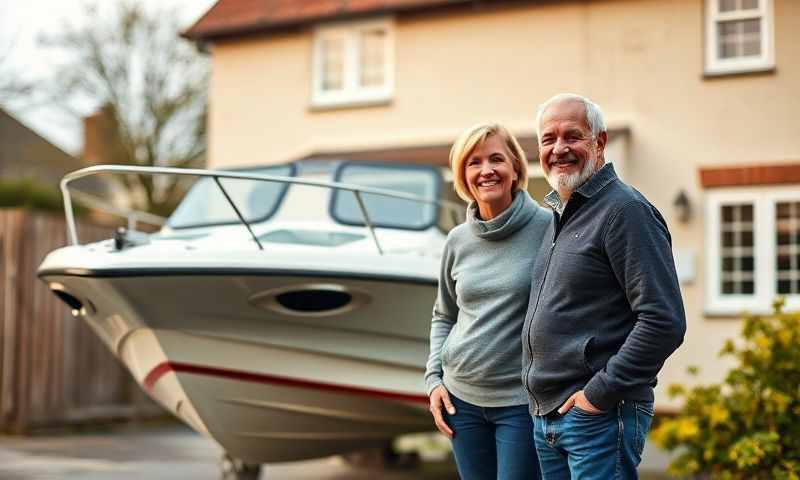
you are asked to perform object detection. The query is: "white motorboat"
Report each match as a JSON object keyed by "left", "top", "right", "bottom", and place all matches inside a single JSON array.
[{"left": 37, "top": 160, "right": 462, "bottom": 474}]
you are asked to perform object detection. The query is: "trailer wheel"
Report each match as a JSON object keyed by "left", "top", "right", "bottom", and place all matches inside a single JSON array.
[{"left": 219, "top": 453, "right": 262, "bottom": 480}]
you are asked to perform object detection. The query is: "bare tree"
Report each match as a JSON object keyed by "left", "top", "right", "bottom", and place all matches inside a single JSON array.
[
  {"left": 0, "top": 31, "right": 34, "bottom": 106},
  {"left": 39, "top": 2, "right": 208, "bottom": 215}
]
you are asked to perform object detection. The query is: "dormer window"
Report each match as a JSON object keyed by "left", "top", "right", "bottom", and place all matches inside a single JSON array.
[
  {"left": 705, "top": 0, "right": 774, "bottom": 76},
  {"left": 311, "top": 19, "right": 394, "bottom": 108}
]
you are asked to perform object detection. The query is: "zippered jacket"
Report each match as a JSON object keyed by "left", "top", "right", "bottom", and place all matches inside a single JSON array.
[{"left": 521, "top": 164, "right": 686, "bottom": 416}]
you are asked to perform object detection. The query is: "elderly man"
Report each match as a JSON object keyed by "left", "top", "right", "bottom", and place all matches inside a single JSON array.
[{"left": 521, "top": 93, "right": 686, "bottom": 479}]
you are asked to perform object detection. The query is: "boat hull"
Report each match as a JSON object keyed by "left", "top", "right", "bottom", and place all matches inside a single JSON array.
[{"left": 39, "top": 266, "right": 437, "bottom": 462}]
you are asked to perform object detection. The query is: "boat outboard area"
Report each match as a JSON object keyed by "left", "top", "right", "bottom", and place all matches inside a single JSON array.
[{"left": 37, "top": 159, "right": 465, "bottom": 466}]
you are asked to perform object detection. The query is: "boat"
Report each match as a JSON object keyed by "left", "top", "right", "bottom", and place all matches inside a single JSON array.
[{"left": 37, "top": 160, "right": 463, "bottom": 477}]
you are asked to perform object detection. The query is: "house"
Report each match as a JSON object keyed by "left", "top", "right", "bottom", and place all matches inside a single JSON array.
[
  {"left": 184, "top": 0, "right": 800, "bottom": 410},
  {"left": 0, "top": 108, "right": 106, "bottom": 196}
]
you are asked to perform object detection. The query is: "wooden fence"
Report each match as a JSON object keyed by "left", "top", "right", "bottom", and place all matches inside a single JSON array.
[{"left": 0, "top": 209, "right": 164, "bottom": 433}]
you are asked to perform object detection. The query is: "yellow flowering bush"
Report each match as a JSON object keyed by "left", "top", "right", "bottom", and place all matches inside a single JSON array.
[{"left": 651, "top": 299, "right": 800, "bottom": 479}]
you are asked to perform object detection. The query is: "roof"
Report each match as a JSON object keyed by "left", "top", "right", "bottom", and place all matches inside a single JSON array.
[
  {"left": 0, "top": 108, "right": 108, "bottom": 195},
  {"left": 184, "top": 0, "right": 477, "bottom": 41}
]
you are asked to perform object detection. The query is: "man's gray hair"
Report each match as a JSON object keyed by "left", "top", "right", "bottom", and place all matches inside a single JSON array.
[{"left": 535, "top": 93, "right": 607, "bottom": 139}]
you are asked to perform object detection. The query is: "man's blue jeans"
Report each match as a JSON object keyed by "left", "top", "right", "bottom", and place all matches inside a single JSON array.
[
  {"left": 444, "top": 394, "right": 541, "bottom": 480},
  {"left": 532, "top": 400, "right": 654, "bottom": 479}
]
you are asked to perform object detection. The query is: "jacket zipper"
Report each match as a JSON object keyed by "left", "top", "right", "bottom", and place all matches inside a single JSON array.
[{"left": 523, "top": 212, "right": 563, "bottom": 412}]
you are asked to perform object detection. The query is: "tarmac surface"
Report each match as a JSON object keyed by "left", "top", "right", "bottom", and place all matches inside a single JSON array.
[
  {"left": 0, "top": 422, "right": 670, "bottom": 479},
  {"left": 0, "top": 423, "right": 457, "bottom": 480}
]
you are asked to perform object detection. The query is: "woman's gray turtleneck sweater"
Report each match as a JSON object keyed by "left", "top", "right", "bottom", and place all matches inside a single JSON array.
[{"left": 424, "top": 190, "right": 551, "bottom": 407}]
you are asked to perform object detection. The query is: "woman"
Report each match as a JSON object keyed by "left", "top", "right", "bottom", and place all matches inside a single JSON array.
[{"left": 424, "top": 123, "right": 550, "bottom": 479}]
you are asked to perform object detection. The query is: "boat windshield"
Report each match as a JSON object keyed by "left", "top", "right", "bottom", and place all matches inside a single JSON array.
[
  {"left": 330, "top": 163, "right": 440, "bottom": 230},
  {"left": 167, "top": 165, "right": 294, "bottom": 229}
]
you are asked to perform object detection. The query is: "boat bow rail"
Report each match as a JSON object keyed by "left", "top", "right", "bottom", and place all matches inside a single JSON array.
[{"left": 60, "top": 165, "right": 464, "bottom": 255}]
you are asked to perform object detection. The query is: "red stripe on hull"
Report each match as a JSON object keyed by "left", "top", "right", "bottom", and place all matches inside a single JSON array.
[{"left": 143, "top": 361, "right": 429, "bottom": 405}]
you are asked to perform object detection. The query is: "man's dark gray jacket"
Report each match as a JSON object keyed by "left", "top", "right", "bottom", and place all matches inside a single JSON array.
[{"left": 521, "top": 164, "right": 686, "bottom": 416}]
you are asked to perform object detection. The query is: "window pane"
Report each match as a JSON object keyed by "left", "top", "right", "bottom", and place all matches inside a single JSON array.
[
  {"left": 723, "top": 257, "right": 735, "bottom": 271},
  {"left": 720, "top": 0, "right": 759, "bottom": 12},
  {"left": 741, "top": 256, "right": 754, "bottom": 271},
  {"left": 168, "top": 165, "right": 294, "bottom": 229},
  {"left": 720, "top": 203, "right": 756, "bottom": 296},
  {"left": 321, "top": 37, "right": 345, "bottom": 91},
  {"left": 741, "top": 230, "right": 754, "bottom": 247},
  {"left": 777, "top": 224, "right": 792, "bottom": 245},
  {"left": 331, "top": 163, "right": 440, "bottom": 230},
  {"left": 777, "top": 202, "right": 792, "bottom": 219},
  {"left": 719, "top": 40, "right": 738, "bottom": 59},
  {"left": 742, "top": 0, "right": 759, "bottom": 9},
  {"left": 718, "top": 19, "right": 762, "bottom": 59},
  {"left": 740, "top": 204, "right": 754, "bottom": 222},
  {"left": 722, "top": 231, "right": 735, "bottom": 247},
  {"left": 775, "top": 202, "right": 800, "bottom": 295},
  {"left": 722, "top": 206, "right": 735, "bottom": 222},
  {"left": 359, "top": 29, "right": 386, "bottom": 88}
]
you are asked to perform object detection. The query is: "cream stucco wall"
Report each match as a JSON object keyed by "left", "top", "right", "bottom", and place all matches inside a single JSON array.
[{"left": 206, "top": 0, "right": 800, "bottom": 409}]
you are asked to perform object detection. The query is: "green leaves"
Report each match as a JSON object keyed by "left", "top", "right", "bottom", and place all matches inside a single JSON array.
[{"left": 652, "top": 304, "right": 800, "bottom": 478}]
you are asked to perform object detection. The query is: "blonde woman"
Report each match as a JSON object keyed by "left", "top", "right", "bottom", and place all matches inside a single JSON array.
[{"left": 424, "top": 123, "right": 550, "bottom": 479}]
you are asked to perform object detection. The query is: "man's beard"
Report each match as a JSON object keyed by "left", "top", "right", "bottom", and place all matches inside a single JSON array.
[{"left": 546, "top": 152, "right": 599, "bottom": 193}]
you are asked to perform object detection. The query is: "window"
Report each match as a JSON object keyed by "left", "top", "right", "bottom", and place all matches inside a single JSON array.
[
  {"left": 311, "top": 19, "right": 393, "bottom": 108},
  {"left": 705, "top": 189, "right": 800, "bottom": 315},
  {"left": 167, "top": 164, "right": 295, "bottom": 229},
  {"left": 330, "top": 162, "right": 441, "bottom": 231},
  {"left": 705, "top": 0, "right": 774, "bottom": 75}
]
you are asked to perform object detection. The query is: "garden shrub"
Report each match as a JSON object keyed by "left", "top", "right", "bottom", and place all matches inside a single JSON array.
[
  {"left": 0, "top": 178, "right": 84, "bottom": 214},
  {"left": 651, "top": 299, "right": 800, "bottom": 479}
]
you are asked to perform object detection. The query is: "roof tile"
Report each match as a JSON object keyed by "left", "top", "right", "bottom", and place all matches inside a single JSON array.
[{"left": 185, "top": 0, "right": 471, "bottom": 41}]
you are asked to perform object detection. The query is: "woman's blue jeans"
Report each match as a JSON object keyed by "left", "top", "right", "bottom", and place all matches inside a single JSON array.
[
  {"left": 532, "top": 400, "right": 654, "bottom": 479},
  {"left": 444, "top": 394, "right": 541, "bottom": 480}
]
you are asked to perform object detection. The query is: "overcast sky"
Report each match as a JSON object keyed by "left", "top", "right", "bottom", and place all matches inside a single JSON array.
[{"left": 0, "top": 0, "right": 216, "bottom": 154}]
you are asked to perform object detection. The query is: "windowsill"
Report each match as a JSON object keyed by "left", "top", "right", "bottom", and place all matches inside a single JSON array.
[
  {"left": 703, "top": 310, "right": 763, "bottom": 319},
  {"left": 309, "top": 97, "right": 393, "bottom": 112},
  {"left": 702, "top": 65, "right": 776, "bottom": 80},
  {"left": 704, "top": 302, "right": 799, "bottom": 318}
]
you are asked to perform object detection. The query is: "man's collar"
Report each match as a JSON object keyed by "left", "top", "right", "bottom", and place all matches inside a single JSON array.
[
  {"left": 543, "top": 163, "right": 618, "bottom": 211},
  {"left": 543, "top": 190, "right": 562, "bottom": 212},
  {"left": 576, "top": 162, "right": 617, "bottom": 198}
]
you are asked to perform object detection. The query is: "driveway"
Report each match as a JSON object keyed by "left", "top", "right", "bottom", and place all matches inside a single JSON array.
[
  {"left": 0, "top": 422, "right": 671, "bottom": 479},
  {"left": 0, "top": 424, "right": 457, "bottom": 480}
]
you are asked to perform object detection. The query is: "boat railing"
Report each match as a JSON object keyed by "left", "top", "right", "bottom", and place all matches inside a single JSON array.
[
  {"left": 61, "top": 165, "right": 465, "bottom": 255},
  {"left": 70, "top": 189, "right": 167, "bottom": 230}
]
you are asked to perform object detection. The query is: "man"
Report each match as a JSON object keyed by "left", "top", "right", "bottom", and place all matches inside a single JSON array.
[{"left": 521, "top": 93, "right": 686, "bottom": 479}]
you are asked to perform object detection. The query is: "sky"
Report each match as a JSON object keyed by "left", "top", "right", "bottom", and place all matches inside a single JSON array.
[{"left": 0, "top": 0, "right": 217, "bottom": 154}]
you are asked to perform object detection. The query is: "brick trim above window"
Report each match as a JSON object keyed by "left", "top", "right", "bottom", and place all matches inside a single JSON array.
[{"left": 699, "top": 163, "right": 800, "bottom": 188}]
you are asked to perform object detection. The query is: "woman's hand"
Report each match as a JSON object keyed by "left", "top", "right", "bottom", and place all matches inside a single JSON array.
[{"left": 429, "top": 385, "right": 456, "bottom": 438}]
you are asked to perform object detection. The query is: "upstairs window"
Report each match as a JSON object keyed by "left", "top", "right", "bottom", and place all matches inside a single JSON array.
[
  {"left": 312, "top": 19, "right": 393, "bottom": 108},
  {"left": 705, "top": 0, "right": 774, "bottom": 75}
]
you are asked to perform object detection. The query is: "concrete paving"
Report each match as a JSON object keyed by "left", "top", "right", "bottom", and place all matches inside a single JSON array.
[
  {"left": 0, "top": 424, "right": 456, "bottom": 480},
  {"left": 0, "top": 423, "right": 671, "bottom": 479}
]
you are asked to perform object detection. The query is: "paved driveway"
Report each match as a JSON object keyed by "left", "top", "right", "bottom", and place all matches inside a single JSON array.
[
  {"left": 0, "top": 422, "right": 671, "bottom": 479},
  {"left": 0, "top": 424, "right": 456, "bottom": 480}
]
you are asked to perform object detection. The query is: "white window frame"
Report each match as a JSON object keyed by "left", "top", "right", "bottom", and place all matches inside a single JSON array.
[
  {"left": 704, "top": 0, "right": 774, "bottom": 76},
  {"left": 705, "top": 187, "right": 800, "bottom": 316},
  {"left": 311, "top": 18, "right": 394, "bottom": 108}
]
